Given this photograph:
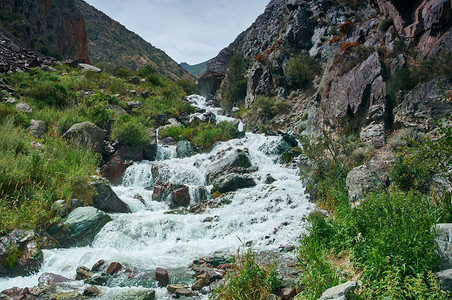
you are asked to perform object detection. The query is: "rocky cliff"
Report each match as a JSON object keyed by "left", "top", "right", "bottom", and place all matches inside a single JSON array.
[
  {"left": 74, "top": 0, "right": 193, "bottom": 80},
  {"left": 0, "top": 0, "right": 89, "bottom": 62},
  {"left": 201, "top": 0, "right": 452, "bottom": 146}
]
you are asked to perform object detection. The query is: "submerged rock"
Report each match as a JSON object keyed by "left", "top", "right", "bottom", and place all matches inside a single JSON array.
[
  {"left": 155, "top": 267, "right": 169, "bottom": 287},
  {"left": 213, "top": 173, "right": 257, "bottom": 193},
  {"left": 48, "top": 206, "right": 111, "bottom": 247},
  {"left": 38, "top": 272, "right": 71, "bottom": 286},
  {"left": 205, "top": 149, "right": 252, "bottom": 184},
  {"left": 176, "top": 141, "right": 198, "bottom": 158},
  {"left": 113, "top": 289, "right": 155, "bottom": 300}
]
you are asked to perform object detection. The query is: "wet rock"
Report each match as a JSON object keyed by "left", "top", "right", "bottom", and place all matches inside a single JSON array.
[
  {"left": 134, "top": 194, "right": 146, "bottom": 205},
  {"left": 205, "top": 149, "right": 252, "bottom": 184},
  {"left": 319, "top": 281, "right": 359, "bottom": 300},
  {"left": 38, "top": 273, "right": 71, "bottom": 286},
  {"left": 192, "top": 278, "right": 208, "bottom": 290},
  {"left": 167, "top": 284, "right": 190, "bottom": 293},
  {"left": 78, "top": 63, "right": 101, "bottom": 73},
  {"left": 63, "top": 122, "right": 106, "bottom": 152},
  {"left": 83, "top": 285, "right": 102, "bottom": 297},
  {"left": 51, "top": 291, "right": 83, "bottom": 300},
  {"left": 346, "top": 165, "right": 383, "bottom": 203},
  {"left": 0, "top": 229, "right": 43, "bottom": 277},
  {"left": 106, "top": 262, "right": 123, "bottom": 275},
  {"left": 213, "top": 173, "right": 257, "bottom": 193},
  {"left": 76, "top": 266, "right": 93, "bottom": 280},
  {"left": 155, "top": 267, "right": 169, "bottom": 287},
  {"left": 170, "top": 185, "right": 191, "bottom": 208},
  {"left": 91, "top": 259, "right": 106, "bottom": 272},
  {"left": 1, "top": 287, "right": 31, "bottom": 298},
  {"left": 143, "top": 128, "right": 158, "bottom": 161},
  {"left": 265, "top": 175, "right": 277, "bottom": 184},
  {"left": 100, "top": 153, "right": 132, "bottom": 185},
  {"left": 436, "top": 223, "right": 452, "bottom": 270},
  {"left": 15, "top": 102, "right": 33, "bottom": 114},
  {"left": 152, "top": 182, "right": 174, "bottom": 202},
  {"left": 27, "top": 119, "right": 48, "bottom": 137},
  {"left": 87, "top": 274, "right": 110, "bottom": 286},
  {"left": 48, "top": 206, "right": 111, "bottom": 247},
  {"left": 198, "top": 71, "right": 226, "bottom": 100},
  {"left": 175, "top": 288, "right": 198, "bottom": 297},
  {"left": 205, "top": 269, "right": 224, "bottom": 283},
  {"left": 113, "top": 290, "right": 155, "bottom": 300},
  {"left": 176, "top": 141, "right": 198, "bottom": 158},
  {"left": 90, "top": 176, "right": 131, "bottom": 213}
]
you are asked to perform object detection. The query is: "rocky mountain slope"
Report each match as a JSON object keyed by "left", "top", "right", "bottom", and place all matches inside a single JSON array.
[
  {"left": 200, "top": 0, "right": 452, "bottom": 144},
  {"left": 180, "top": 61, "right": 208, "bottom": 78},
  {"left": 74, "top": 0, "right": 193, "bottom": 81},
  {"left": 0, "top": 0, "right": 89, "bottom": 62}
]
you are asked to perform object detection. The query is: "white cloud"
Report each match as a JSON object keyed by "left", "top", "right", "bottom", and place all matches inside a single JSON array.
[{"left": 84, "top": 0, "right": 269, "bottom": 64}]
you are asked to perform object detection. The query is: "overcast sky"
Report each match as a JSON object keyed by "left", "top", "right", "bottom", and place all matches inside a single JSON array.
[{"left": 84, "top": 0, "right": 269, "bottom": 65}]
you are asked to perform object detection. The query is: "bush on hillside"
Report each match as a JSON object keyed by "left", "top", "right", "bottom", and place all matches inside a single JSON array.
[
  {"left": 219, "top": 52, "right": 248, "bottom": 111},
  {"left": 287, "top": 54, "right": 320, "bottom": 88},
  {"left": 110, "top": 115, "right": 150, "bottom": 148}
]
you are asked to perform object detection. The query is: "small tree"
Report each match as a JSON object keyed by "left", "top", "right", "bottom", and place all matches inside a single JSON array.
[{"left": 219, "top": 52, "right": 248, "bottom": 111}]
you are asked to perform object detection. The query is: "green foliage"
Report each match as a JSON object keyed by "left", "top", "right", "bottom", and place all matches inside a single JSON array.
[
  {"left": 219, "top": 52, "right": 248, "bottom": 111},
  {"left": 81, "top": 92, "right": 114, "bottom": 127},
  {"left": 159, "top": 121, "right": 237, "bottom": 149},
  {"left": 175, "top": 78, "right": 198, "bottom": 95},
  {"left": 353, "top": 189, "right": 439, "bottom": 282},
  {"left": 249, "top": 96, "right": 289, "bottom": 121},
  {"left": 287, "top": 54, "right": 320, "bottom": 88},
  {"left": 378, "top": 18, "right": 393, "bottom": 32},
  {"left": 391, "top": 115, "right": 452, "bottom": 192},
  {"left": 2, "top": 243, "right": 22, "bottom": 270},
  {"left": 0, "top": 119, "right": 98, "bottom": 233},
  {"left": 111, "top": 115, "right": 150, "bottom": 148},
  {"left": 211, "top": 248, "right": 280, "bottom": 300},
  {"left": 22, "top": 79, "right": 75, "bottom": 109},
  {"left": 386, "top": 67, "right": 416, "bottom": 106},
  {"left": 114, "top": 67, "right": 134, "bottom": 79}
]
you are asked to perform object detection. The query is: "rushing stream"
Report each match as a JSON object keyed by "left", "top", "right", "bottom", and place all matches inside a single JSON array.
[{"left": 0, "top": 95, "right": 314, "bottom": 298}]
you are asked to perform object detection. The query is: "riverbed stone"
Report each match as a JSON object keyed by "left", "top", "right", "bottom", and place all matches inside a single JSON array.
[
  {"left": 155, "top": 267, "right": 169, "bottom": 287},
  {"left": 191, "top": 278, "right": 208, "bottom": 290},
  {"left": 113, "top": 289, "right": 155, "bottom": 300},
  {"left": 106, "top": 262, "right": 123, "bottom": 274},
  {"left": 176, "top": 141, "right": 198, "bottom": 158},
  {"left": 83, "top": 286, "right": 102, "bottom": 297},
  {"left": 213, "top": 173, "right": 257, "bottom": 193},
  {"left": 51, "top": 291, "right": 83, "bottom": 300},
  {"left": 205, "top": 149, "right": 252, "bottom": 184},
  {"left": 0, "top": 229, "right": 43, "bottom": 277},
  {"left": 48, "top": 206, "right": 111, "bottom": 247},
  {"left": 38, "top": 272, "right": 71, "bottom": 286},
  {"left": 91, "top": 176, "right": 131, "bottom": 213},
  {"left": 76, "top": 266, "right": 94, "bottom": 280},
  {"left": 170, "top": 185, "right": 191, "bottom": 208},
  {"left": 167, "top": 284, "right": 190, "bottom": 293}
]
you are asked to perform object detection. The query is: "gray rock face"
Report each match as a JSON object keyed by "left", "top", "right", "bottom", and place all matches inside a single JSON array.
[
  {"left": 113, "top": 289, "right": 155, "bottom": 300},
  {"left": 27, "top": 119, "right": 48, "bottom": 137},
  {"left": 394, "top": 78, "right": 452, "bottom": 131},
  {"left": 48, "top": 206, "right": 111, "bottom": 247},
  {"left": 205, "top": 149, "right": 252, "bottom": 184},
  {"left": 176, "top": 141, "right": 198, "bottom": 158},
  {"left": 213, "top": 173, "right": 257, "bottom": 193},
  {"left": 63, "top": 122, "right": 106, "bottom": 152},
  {"left": 346, "top": 165, "right": 383, "bottom": 203},
  {"left": 0, "top": 230, "right": 43, "bottom": 277},
  {"left": 91, "top": 176, "right": 131, "bottom": 213},
  {"left": 324, "top": 52, "right": 386, "bottom": 133},
  {"left": 435, "top": 268, "right": 452, "bottom": 293},
  {"left": 436, "top": 223, "right": 452, "bottom": 270},
  {"left": 319, "top": 281, "right": 359, "bottom": 300},
  {"left": 16, "top": 102, "right": 33, "bottom": 114}
]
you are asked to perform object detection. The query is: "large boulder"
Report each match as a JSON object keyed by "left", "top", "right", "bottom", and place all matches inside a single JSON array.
[
  {"left": 143, "top": 128, "right": 158, "bottom": 161},
  {"left": 91, "top": 176, "right": 131, "bottom": 213},
  {"left": 436, "top": 223, "right": 452, "bottom": 270},
  {"left": 198, "top": 71, "right": 226, "bottom": 100},
  {"left": 113, "top": 290, "right": 155, "bottom": 300},
  {"left": 346, "top": 165, "right": 384, "bottom": 203},
  {"left": 319, "top": 281, "right": 359, "bottom": 300},
  {"left": 213, "top": 173, "right": 257, "bottom": 193},
  {"left": 152, "top": 182, "right": 191, "bottom": 208},
  {"left": 205, "top": 149, "right": 252, "bottom": 184},
  {"left": 436, "top": 269, "right": 452, "bottom": 293},
  {"left": 100, "top": 153, "right": 132, "bottom": 185},
  {"left": 0, "top": 230, "right": 43, "bottom": 277},
  {"left": 63, "top": 122, "right": 106, "bottom": 152},
  {"left": 27, "top": 120, "right": 48, "bottom": 137},
  {"left": 48, "top": 207, "right": 111, "bottom": 247},
  {"left": 176, "top": 141, "right": 198, "bottom": 158}
]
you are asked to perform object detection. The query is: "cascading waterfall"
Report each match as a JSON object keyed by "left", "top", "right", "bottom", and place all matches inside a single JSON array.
[{"left": 0, "top": 95, "right": 314, "bottom": 299}]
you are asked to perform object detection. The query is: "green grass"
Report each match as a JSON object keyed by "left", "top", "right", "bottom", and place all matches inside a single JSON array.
[{"left": 211, "top": 248, "right": 280, "bottom": 300}]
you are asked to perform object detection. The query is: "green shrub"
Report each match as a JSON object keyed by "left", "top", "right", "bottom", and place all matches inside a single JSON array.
[
  {"left": 386, "top": 67, "right": 416, "bottom": 106},
  {"left": 23, "top": 81, "right": 75, "bottom": 108},
  {"left": 111, "top": 115, "right": 150, "bottom": 147},
  {"left": 211, "top": 248, "right": 280, "bottom": 300},
  {"left": 378, "top": 18, "right": 393, "bottom": 32},
  {"left": 287, "top": 54, "right": 320, "bottom": 88},
  {"left": 81, "top": 92, "right": 114, "bottom": 128},
  {"left": 175, "top": 78, "right": 198, "bottom": 95},
  {"left": 219, "top": 52, "right": 248, "bottom": 111}
]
